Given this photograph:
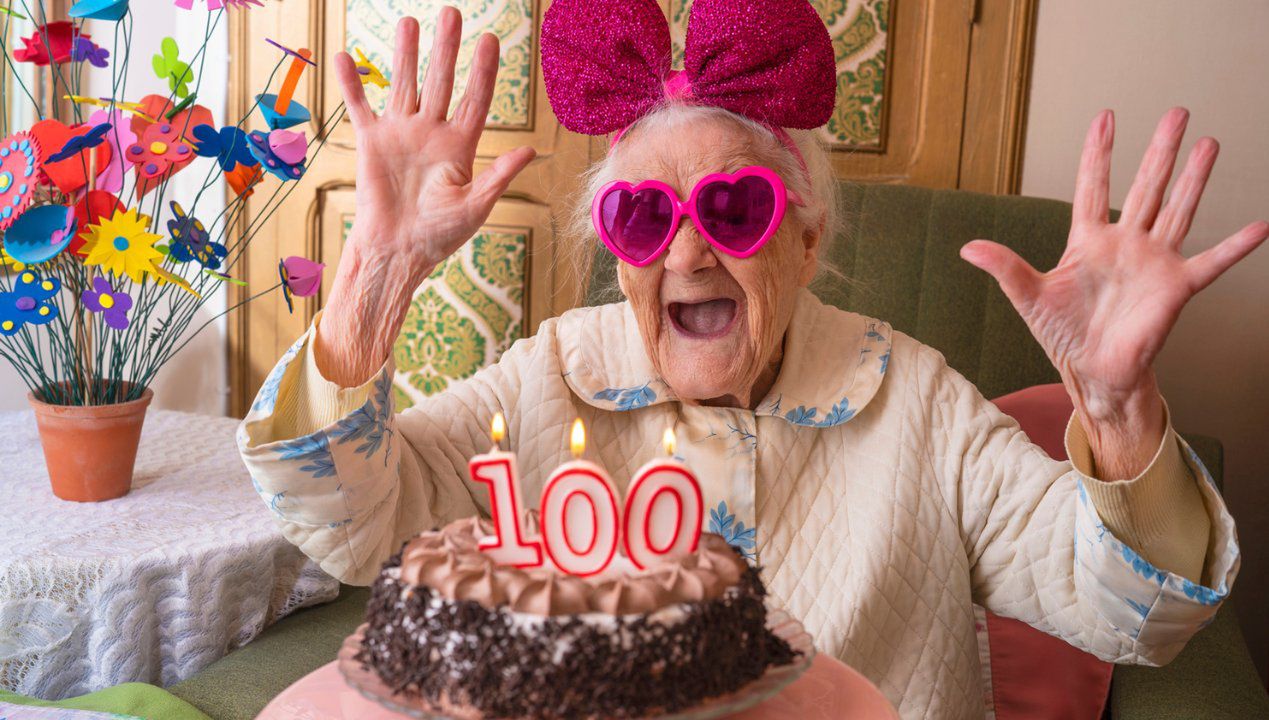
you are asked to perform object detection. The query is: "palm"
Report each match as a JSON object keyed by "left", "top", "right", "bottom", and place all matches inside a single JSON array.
[
  {"left": 963, "top": 109, "right": 1267, "bottom": 402},
  {"left": 334, "top": 11, "right": 535, "bottom": 274}
]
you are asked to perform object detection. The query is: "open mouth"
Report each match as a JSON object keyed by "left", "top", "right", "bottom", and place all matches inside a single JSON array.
[{"left": 667, "top": 298, "right": 739, "bottom": 339}]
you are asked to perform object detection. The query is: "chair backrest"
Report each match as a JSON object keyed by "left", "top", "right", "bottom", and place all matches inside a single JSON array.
[{"left": 585, "top": 181, "right": 1074, "bottom": 399}]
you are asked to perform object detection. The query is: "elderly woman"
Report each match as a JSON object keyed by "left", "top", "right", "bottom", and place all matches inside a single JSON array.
[{"left": 239, "top": 3, "right": 1262, "bottom": 717}]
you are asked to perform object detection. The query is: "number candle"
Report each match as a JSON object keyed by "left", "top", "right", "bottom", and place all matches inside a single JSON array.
[
  {"left": 469, "top": 412, "right": 543, "bottom": 568},
  {"left": 622, "top": 428, "right": 703, "bottom": 569},
  {"left": 540, "top": 419, "right": 620, "bottom": 576}
]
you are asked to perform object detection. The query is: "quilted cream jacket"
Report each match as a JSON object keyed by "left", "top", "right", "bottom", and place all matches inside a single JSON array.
[{"left": 238, "top": 288, "right": 1239, "bottom": 719}]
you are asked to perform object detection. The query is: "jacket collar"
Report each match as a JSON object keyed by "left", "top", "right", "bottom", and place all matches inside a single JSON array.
[{"left": 559, "top": 288, "right": 892, "bottom": 428}]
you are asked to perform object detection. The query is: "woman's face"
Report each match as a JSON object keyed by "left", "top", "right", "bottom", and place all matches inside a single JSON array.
[{"left": 611, "top": 116, "right": 821, "bottom": 408}]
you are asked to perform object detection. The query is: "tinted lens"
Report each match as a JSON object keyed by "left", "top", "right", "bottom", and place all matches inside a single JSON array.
[
  {"left": 600, "top": 187, "right": 676, "bottom": 263},
  {"left": 695, "top": 175, "right": 777, "bottom": 254}
]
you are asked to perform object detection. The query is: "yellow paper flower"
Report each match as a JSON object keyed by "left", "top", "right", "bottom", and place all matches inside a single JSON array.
[{"left": 82, "top": 208, "right": 164, "bottom": 283}]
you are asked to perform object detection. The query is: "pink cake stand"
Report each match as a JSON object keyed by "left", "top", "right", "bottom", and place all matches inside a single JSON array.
[{"left": 256, "top": 653, "right": 899, "bottom": 720}]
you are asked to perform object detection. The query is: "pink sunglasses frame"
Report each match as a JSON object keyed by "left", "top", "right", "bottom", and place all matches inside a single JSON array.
[{"left": 591, "top": 165, "right": 807, "bottom": 268}]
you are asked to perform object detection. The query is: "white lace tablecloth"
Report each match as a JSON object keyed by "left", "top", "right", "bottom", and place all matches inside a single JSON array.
[{"left": 0, "top": 409, "right": 340, "bottom": 699}]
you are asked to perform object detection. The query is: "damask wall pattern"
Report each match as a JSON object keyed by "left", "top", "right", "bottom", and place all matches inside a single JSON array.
[
  {"left": 669, "top": 0, "right": 890, "bottom": 149},
  {"left": 341, "top": 220, "right": 527, "bottom": 409},
  {"left": 345, "top": 0, "right": 535, "bottom": 127}
]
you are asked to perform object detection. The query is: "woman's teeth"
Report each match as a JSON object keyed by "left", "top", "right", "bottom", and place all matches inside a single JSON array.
[{"left": 669, "top": 298, "right": 738, "bottom": 337}]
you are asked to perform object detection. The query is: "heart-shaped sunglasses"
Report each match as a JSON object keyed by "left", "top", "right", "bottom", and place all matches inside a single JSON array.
[{"left": 591, "top": 165, "right": 806, "bottom": 267}]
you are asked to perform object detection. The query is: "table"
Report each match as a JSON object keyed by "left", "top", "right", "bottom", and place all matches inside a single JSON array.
[
  {"left": 0, "top": 409, "right": 339, "bottom": 699},
  {"left": 258, "top": 654, "right": 900, "bottom": 719}
]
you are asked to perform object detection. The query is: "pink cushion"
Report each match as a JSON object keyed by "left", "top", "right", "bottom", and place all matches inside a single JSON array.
[{"left": 986, "top": 384, "right": 1114, "bottom": 720}]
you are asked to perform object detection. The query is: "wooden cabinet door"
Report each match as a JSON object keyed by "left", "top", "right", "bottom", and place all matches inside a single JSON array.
[
  {"left": 228, "top": 0, "right": 592, "bottom": 415},
  {"left": 228, "top": 0, "right": 1034, "bottom": 414}
]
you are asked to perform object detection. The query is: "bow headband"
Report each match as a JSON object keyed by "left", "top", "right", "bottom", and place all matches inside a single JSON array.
[{"left": 541, "top": 0, "right": 836, "bottom": 182}]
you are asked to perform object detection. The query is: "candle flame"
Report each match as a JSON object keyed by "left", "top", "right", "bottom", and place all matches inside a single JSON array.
[
  {"left": 663, "top": 427, "right": 676, "bottom": 456},
  {"left": 490, "top": 412, "right": 506, "bottom": 445},
  {"left": 570, "top": 418, "right": 586, "bottom": 458}
]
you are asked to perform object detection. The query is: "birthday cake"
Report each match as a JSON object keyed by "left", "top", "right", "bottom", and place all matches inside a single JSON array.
[{"left": 354, "top": 516, "right": 800, "bottom": 719}]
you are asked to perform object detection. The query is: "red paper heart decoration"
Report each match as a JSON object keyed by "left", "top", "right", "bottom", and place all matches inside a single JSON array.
[{"left": 29, "top": 119, "right": 113, "bottom": 195}]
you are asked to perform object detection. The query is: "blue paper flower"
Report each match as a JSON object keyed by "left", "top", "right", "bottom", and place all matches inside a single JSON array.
[
  {"left": 46, "top": 122, "right": 111, "bottom": 163},
  {"left": 191, "top": 124, "right": 257, "bottom": 171},
  {"left": 166, "top": 200, "right": 227, "bottom": 269},
  {"left": 0, "top": 270, "right": 60, "bottom": 336},
  {"left": 70, "top": 37, "right": 109, "bottom": 68}
]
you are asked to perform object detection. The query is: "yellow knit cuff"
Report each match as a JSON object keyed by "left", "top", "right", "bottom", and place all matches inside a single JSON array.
[
  {"left": 271, "top": 310, "right": 378, "bottom": 438},
  {"left": 1067, "top": 397, "right": 1210, "bottom": 583}
]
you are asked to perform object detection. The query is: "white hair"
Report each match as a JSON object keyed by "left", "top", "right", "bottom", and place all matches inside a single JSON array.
[{"left": 558, "top": 102, "right": 848, "bottom": 302}]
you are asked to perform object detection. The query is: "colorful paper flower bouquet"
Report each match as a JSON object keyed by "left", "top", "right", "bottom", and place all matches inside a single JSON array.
[{"left": 0, "top": 1, "right": 357, "bottom": 500}]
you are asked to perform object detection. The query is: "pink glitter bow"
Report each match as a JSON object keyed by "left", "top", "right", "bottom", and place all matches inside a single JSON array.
[{"left": 541, "top": 0, "right": 836, "bottom": 140}]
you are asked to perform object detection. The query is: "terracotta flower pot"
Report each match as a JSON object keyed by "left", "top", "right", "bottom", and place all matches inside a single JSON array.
[{"left": 28, "top": 386, "right": 153, "bottom": 502}]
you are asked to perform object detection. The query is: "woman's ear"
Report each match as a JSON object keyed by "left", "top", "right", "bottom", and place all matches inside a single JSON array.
[{"left": 797, "top": 221, "right": 823, "bottom": 287}]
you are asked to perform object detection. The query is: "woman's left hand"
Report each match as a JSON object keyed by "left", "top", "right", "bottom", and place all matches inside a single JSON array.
[{"left": 960, "top": 108, "right": 1268, "bottom": 479}]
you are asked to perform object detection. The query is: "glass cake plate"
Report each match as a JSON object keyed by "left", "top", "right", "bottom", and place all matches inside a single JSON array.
[{"left": 337, "top": 606, "right": 817, "bottom": 720}]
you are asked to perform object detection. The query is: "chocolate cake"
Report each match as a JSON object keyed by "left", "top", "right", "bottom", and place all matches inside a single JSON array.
[{"left": 355, "top": 516, "right": 800, "bottom": 719}]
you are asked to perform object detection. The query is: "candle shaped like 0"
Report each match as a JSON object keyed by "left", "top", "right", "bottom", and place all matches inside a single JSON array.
[
  {"left": 622, "top": 428, "right": 703, "bottom": 569},
  {"left": 539, "top": 419, "right": 621, "bottom": 576},
  {"left": 469, "top": 412, "right": 543, "bottom": 568}
]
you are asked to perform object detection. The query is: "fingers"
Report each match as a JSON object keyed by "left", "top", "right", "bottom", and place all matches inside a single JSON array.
[
  {"left": 1185, "top": 221, "right": 1269, "bottom": 292},
  {"left": 1120, "top": 107, "right": 1189, "bottom": 229},
  {"left": 419, "top": 6, "right": 463, "bottom": 121},
  {"left": 960, "top": 240, "right": 1042, "bottom": 312},
  {"left": 453, "top": 33, "right": 500, "bottom": 136},
  {"left": 1154, "top": 137, "right": 1219, "bottom": 247},
  {"left": 470, "top": 146, "right": 537, "bottom": 209},
  {"left": 388, "top": 17, "right": 420, "bottom": 114},
  {"left": 334, "top": 51, "right": 375, "bottom": 128},
  {"left": 1072, "top": 110, "right": 1114, "bottom": 227}
]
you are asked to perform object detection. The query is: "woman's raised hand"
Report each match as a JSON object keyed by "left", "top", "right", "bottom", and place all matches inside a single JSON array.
[
  {"left": 316, "top": 10, "right": 536, "bottom": 387},
  {"left": 334, "top": 11, "right": 536, "bottom": 278},
  {"left": 961, "top": 108, "right": 1267, "bottom": 478}
]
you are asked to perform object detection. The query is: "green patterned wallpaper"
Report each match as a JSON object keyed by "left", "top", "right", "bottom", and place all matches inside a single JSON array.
[
  {"left": 669, "top": 0, "right": 891, "bottom": 149},
  {"left": 342, "top": 219, "right": 527, "bottom": 409},
  {"left": 345, "top": 0, "right": 534, "bottom": 127}
]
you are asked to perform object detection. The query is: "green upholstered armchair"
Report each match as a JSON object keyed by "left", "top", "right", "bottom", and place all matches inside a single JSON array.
[{"left": 168, "top": 182, "right": 1267, "bottom": 719}]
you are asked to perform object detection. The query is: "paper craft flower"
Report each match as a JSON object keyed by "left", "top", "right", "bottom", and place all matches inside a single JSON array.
[
  {"left": 278, "top": 256, "right": 324, "bottom": 313},
  {"left": 81, "top": 276, "right": 133, "bottom": 330},
  {"left": 86, "top": 110, "right": 136, "bottom": 193},
  {"left": 0, "top": 132, "right": 40, "bottom": 231},
  {"left": 4, "top": 205, "right": 78, "bottom": 265},
  {"left": 72, "top": 190, "right": 126, "bottom": 255},
  {"left": 46, "top": 123, "right": 111, "bottom": 163},
  {"left": 152, "top": 37, "right": 193, "bottom": 99},
  {"left": 0, "top": 271, "right": 59, "bottom": 336},
  {"left": 224, "top": 162, "right": 263, "bottom": 198},
  {"left": 71, "top": 37, "right": 110, "bottom": 68},
  {"left": 166, "top": 201, "right": 227, "bottom": 269},
  {"left": 191, "top": 124, "right": 257, "bottom": 171},
  {"left": 81, "top": 207, "right": 164, "bottom": 283},
  {"left": 126, "top": 120, "right": 196, "bottom": 183},
  {"left": 353, "top": 48, "right": 389, "bottom": 88},
  {"left": 14, "top": 23, "right": 88, "bottom": 65},
  {"left": 69, "top": 0, "right": 130, "bottom": 22},
  {"left": 246, "top": 129, "right": 306, "bottom": 181}
]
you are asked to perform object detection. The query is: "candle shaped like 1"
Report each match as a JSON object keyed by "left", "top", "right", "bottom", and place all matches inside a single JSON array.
[
  {"left": 540, "top": 419, "right": 620, "bottom": 576},
  {"left": 469, "top": 412, "right": 543, "bottom": 567},
  {"left": 622, "top": 428, "right": 704, "bottom": 569}
]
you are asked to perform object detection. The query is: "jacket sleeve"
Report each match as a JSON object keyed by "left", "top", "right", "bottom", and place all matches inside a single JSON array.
[
  {"left": 236, "top": 313, "right": 523, "bottom": 585},
  {"left": 919, "top": 344, "right": 1240, "bottom": 666}
]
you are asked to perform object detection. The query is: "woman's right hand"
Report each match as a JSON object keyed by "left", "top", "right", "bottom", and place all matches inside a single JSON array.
[{"left": 316, "top": 10, "right": 536, "bottom": 386}]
